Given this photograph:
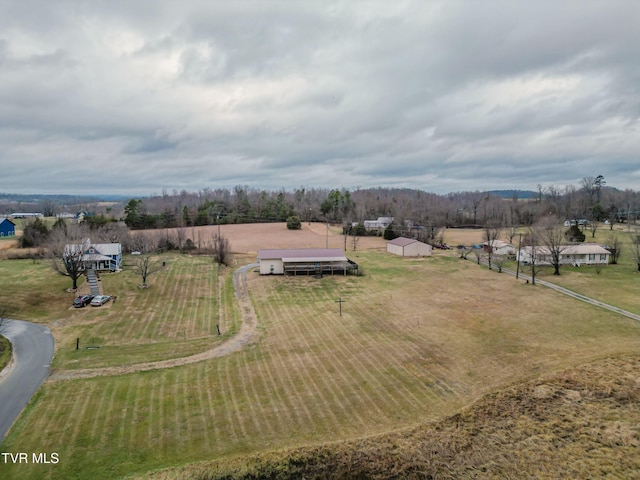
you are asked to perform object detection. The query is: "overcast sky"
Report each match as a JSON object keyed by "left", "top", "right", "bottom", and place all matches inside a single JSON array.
[{"left": 1, "top": 1, "right": 638, "bottom": 196}]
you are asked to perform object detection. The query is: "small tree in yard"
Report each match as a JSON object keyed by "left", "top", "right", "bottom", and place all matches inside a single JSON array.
[
  {"left": 537, "top": 216, "right": 568, "bottom": 275},
  {"left": 605, "top": 234, "right": 623, "bottom": 264},
  {"left": 383, "top": 223, "right": 399, "bottom": 241},
  {"left": 48, "top": 225, "right": 89, "bottom": 290},
  {"left": 493, "top": 255, "right": 507, "bottom": 273},
  {"left": 212, "top": 234, "right": 231, "bottom": 267},
  {"left": 286, "top": 216, "right": 301, "bottom": 230},
  {"left": 631, "top": 233, "right": 640, "bottom": 273},
  {"left": 129, "top": 232, "right": 163, "bottom": 288},
  {"left": 483, "top": 221, "right": 502, "bottom": 270}
]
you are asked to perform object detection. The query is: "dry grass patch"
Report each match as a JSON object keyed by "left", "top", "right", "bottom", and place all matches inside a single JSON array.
[{"left": 145, "top": 356, "right": 640, "bottom": 480}]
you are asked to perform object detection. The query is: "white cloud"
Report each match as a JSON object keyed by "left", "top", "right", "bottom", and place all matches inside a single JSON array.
[{"left": 0, "top": 0, "right": 638, "bottom": 195}]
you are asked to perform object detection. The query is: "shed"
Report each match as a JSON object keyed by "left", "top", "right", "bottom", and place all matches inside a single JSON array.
[
  {"left": 482, "top": 240, "right": 515, "bottom": 255},
  {"left": 0, "top": 218, "right": 16, "bottom": 237},
  {"left": 257, "top": 248, "right": 358, "bottom": 276},
  {"left": 386, "top": 237, "right": 433, "bottom": 257}
]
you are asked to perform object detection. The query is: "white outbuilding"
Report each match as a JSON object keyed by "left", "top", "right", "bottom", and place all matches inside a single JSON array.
[
  {"left": 386, "top": 237, "right": 433, "bottom": 257},
  {"left": 257, "top": 248, "right": 359, "bottom": 275}
]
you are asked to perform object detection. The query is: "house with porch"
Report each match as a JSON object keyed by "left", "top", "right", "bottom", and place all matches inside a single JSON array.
[
  {"left": 65, "top": 241, "right": 123, "bottom": 271},
  {"left": 517, "top": 243, "right": 610, "bottom": 266}
]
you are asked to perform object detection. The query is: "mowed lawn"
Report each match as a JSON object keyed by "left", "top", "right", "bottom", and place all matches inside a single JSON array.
[
  {"left": 0, "top": 254, "right": 241, "bottom": 370},
  {"left": 2, "top": 251, "right": 640, "bottom": 479}
]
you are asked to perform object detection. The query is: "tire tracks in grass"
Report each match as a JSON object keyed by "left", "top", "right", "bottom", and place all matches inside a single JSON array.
[
  {"left": 48, "top": 263, "right": 260, "bottom": 382},
  {"left": 267, "top": 299, "right": 369, "bottom": 429},
  {"left": 262, "top": 302, "right": 345, "bottom": 433}
]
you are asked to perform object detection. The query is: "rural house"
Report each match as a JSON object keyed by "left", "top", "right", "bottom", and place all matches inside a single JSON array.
[
  {"left": 362, "top": 216, "right": 394, "bottom": 231},
  {"left": 482, "top": 240, "right": 515, "bottom": 256},
  {"left": 517, "top": 243, "right": 610, "bottom": 266},
  {"left": 257, "top": 248, "right": 358, "bottom": 276},
  {"left": 65, "top": 241, "right": 123, "bottom": 271},
  {"left": 386, "top": 237, "right": 433, "bottom": 257},
  {"left": 0, "top": 218, "right": 16, "bottom": 237}
]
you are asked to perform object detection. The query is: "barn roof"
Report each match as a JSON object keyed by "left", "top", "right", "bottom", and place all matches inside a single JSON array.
[
  {"left": 387, "top": 237, "right": 419, "bottom": 247},
  {"left": 0, "top": 218, "right": 16, "bottom": 227},
  {"left": 258, "top": 248, "right": 347, "bottom": 261}
]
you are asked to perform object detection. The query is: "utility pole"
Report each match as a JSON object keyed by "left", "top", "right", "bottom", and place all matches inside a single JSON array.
[
  {"left": 516, "top": 233, "right": 522, "bottom": 279},
  {"left": 326, "top": 222, "right": 329, "bottom": 248},
  {"left": 336, "top": 297, "right": 345, "bottom": 316}
]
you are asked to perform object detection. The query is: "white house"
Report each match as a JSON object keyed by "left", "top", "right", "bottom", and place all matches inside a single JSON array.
[
  {"left": 257, "top": 248, "right": 358, "bottom": 275},
  {"left": 517, "top": 243, "right": 610, "bottom": 266},
  {"left": 362, "top": 216, "right": 394, "bottom": 231},
  {"left": 386, "top": 237, "right": 433, "bottom": 257},
  {"left": 482, "top": 240, "right": 515, "bottom": 256},
  {"left": 65, "top": 241, "right": 123, "bottom": 271}
]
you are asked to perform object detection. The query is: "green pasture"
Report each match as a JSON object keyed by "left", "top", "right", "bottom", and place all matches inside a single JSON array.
[
  {"left": 501, "top": 228, "right": 640, "bottom": 314},
  {"left": 1, "top": 250, "right": 640, "bottom": 479}
]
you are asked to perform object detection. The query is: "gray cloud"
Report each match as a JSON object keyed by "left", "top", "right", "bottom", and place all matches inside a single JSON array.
[{"left": 0, "top": 0, "right": 638, "bottom": 195}]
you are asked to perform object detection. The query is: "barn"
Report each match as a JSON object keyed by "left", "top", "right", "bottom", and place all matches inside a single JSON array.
[
  {"left": 0, "top": 218, "right": 16, "bottom": 237},
  {"left": 386, "top": 237, "right": 433, "bottom": 257},
  {"left": 257, "top": 248, "right": 358, "bottom": 276}
]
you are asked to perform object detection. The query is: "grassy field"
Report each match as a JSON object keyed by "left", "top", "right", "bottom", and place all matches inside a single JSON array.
[
  {"left": 1, "top": 249, "right": 640, "bottom": 479},
  {"left": 139, "top": 355, "right": 640, "bottom": 480},
  {"left": 0, "top": 254, "right": 241, "bottom": 370},
  {"left": 0, "top": 334, "right": 10, "bottom": 372}
]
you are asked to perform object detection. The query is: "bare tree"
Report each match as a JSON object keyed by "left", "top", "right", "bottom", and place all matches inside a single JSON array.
[
  {"left": 587, "top": 221, "right": 599, "bottom": 239},
  {"left": 535, "top": 216, "right": 569, "bottom": 275},
  {"left": 483, "top": 221, "right": 502, "bottom": 270},
  {"left": 605, "top": 233, "right": 623, "bottom": 264},
  {"left": 493, "top": 255, "right": 507, "bottom": 273},
  {"left": 48, "top": 225, "right": 89, "bottom": 290},
  {"left": 631, "top": 232, "right": 640, "bottom": 273},
  {"left": 129, "top": 232, "right": 163, "bottom": 288},
  {"left": 212, "top": 234, "right": 231, "bottom": 266}
]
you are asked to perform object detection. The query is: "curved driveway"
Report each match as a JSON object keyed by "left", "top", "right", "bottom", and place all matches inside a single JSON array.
[
  {"left": 0, "top": 319, "right": 54, "bottom": 440},
  {"left": 48, "top": 263, "right": 261, "bottom": 382}
]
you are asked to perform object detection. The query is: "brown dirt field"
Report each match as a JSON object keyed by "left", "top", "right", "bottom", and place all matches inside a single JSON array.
[{"left": 164, "top": 222, "right": 388, "bottom": 254}]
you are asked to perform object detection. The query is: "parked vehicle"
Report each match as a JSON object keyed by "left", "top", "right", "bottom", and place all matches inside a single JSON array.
[
  {"left": 90, "top": 295, "right": 111, "bottom": 306},
  {"left": 73, "top": 295, "right": 94, "bottom": 308}
]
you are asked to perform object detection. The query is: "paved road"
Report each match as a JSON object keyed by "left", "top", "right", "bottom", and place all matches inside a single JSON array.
[{"left": 0, "top": 319, "right": 54, "bottom": 441}]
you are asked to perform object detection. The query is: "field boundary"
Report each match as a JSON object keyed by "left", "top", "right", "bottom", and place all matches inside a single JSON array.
[
  {"left": 477, "top": 259, "right": 640, "bottom": 322},
  {"left": 47, "top": 263, "right": 260, "bottom": 382}
]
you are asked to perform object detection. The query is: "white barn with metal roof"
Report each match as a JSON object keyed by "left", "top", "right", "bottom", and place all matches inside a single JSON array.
[
  {"left": 386, "top": 237, "right": 433, "bottom": 257},
  {"left": 257, "top": 248, "right": 358, "bottom": 275}
]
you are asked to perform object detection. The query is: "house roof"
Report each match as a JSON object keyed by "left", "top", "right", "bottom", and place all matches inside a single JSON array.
[
  {"left": 388, "top": 236, "right": 419, "bottom": 247},
  {"left": 0, "top": 218, "right": 16, "bottom": 227},
  {"left": 482, "top": 240, "right": 513, "bottom": 248},
  {"left": 65, "top": 242, "right": 122, "bottom": 257},
  {"left": 521, "top": 243, "right": 610, "bottom": 255},
  {"left": 258, "top": 248, "right": 346, "bottom": 261}
]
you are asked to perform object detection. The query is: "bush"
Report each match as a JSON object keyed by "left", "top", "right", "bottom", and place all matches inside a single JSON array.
[
  {"left": 565, "top": 225, "right": 585, "bottom": 243},
  {"left": 383, "top": 223, "right": 399, "bottom": 240},
  {"left": 286, "top": 216, "right": 302, "bottom": 230}
]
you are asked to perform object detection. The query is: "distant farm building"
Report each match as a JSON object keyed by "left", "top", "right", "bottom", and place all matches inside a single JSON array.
[
  {"left": 517, "top": 243, "right": 610, "bottom": 266},
  {"left": 257, "top": 248, "right": 358, "bottom": 276},
  {"left": 10, "top": 212, "right": 42, "bottom": 219},
  {"left": 362, "top": 216, "right": 394, "bottom": 231},
  {"left": 482, "top": 240, "right": 515, "bottom": 256},
  {"left": 386, "top": 237, "right": 433, "bottom": 257},
  {"left": 0, "top": 218, "right": 16, "bottom": 237}
]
